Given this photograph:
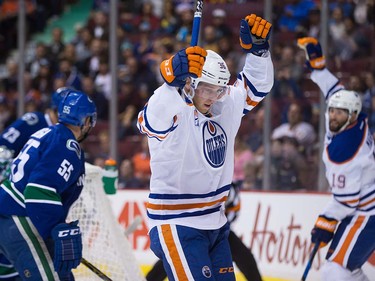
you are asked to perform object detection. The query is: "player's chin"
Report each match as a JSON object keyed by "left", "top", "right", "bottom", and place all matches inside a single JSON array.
[{"left": 329, "top": 124, "right": 340, "bottom": 133}]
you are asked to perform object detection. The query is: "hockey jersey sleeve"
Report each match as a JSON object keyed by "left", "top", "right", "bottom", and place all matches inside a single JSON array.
[
  {"left": 310, "top": 68, "right": 345, "bottom": 101},
  {"left": 232, "top": 52, "right": 274, "bottom": 115},
  {"left": 137, "top": 84, "right": 189, "bottom": 141}
]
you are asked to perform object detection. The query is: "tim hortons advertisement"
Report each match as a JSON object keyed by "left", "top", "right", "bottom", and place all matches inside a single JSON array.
[{"left": 108, "top": 190, "right": 375, "bottom": 281}]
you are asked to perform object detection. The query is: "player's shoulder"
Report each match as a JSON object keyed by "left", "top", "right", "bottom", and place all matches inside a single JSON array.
[
  {"left": 327, "top": 115, "right": 367, "bottom": 163},
  {"left": 20, "top": 111, "right": 46, "bottom": 126},
  {"left": 41, "top": 124, "right": 83, "bottom": 162}
]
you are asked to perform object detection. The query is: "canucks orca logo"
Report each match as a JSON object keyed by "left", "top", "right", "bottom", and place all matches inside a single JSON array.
[
  {"left": 202, "top": 120, "right": 227, "bottom": 168},
  {"left": 21, "top": 112, "right": 39, "bottom": 125},
  {"left": 67, "top": 139, "right": 81, "bottom": 159},
  {"left": 202, "top": 266, "right": 211, "bottom": 278}
]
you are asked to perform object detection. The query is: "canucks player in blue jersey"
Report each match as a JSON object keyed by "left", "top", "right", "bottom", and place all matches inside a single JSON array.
[
  {"left": 0, "top": 88, "right": 67, "bottom": 281},
  {"left": 298, "top": 37, "right": 375, "bottom": 281},
  {"left": 0, "top": 90, "right": 96, "bottom": 281},
  {"left": 0, "top": 88, "right": 68, "bottom": 183}
]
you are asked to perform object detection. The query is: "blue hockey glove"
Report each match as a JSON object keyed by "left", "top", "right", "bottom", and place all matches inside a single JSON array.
[
  {"left": 160, "top": 46, "right": 207, "bottom": 88},
  {"left": 240, "top": 14, "right": 272, "bottom": 55},
  {"left": 51, "top": 221, "right": 82, "bottom": 273},
  {"left": 297, "top": 37, "right": 326, "bottom": 70},
  {"left": 311, "top": 215, "right": 338, "bottom": 248}
]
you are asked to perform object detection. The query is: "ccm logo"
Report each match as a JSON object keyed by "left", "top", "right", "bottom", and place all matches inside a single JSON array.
[
  {"left": 58, "top": 229, "right": 80, "bottom": 237},
  {"left": 164, "top": 59, "right": 172, "bottom": 76},
  {"left": 219, "top": 267, "right": 234, "bottom": 273}
]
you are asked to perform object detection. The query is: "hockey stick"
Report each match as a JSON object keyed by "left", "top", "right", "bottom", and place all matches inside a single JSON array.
[
  {"left": 301, "top": 242, "right": 320, "bottom": 281},
  {"left": 81, "top": 258, "right": 113, "bottom": 281},
  {"left": 190, "top": 0, "right": 204, "bottom": 46},
  {"left": 124, "top": 215, "right": 143, "bottom": 236}
]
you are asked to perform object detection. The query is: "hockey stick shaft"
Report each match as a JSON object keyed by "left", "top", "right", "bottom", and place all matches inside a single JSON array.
[
  {"left": 81, "top": 257, "right": 113, "bottom": 281},
  {"left": 301, "top": 242, "right": 320, "bottom": 281},
  {"left": 124, "top": 215, "right": 143, "bottom": 236},
  {"left": 190, "top": 0, "right": 203, "bottom": 46}
]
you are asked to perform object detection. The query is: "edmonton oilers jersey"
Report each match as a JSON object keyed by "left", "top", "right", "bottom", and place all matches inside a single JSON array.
[
  {"left": 311, "top": 68, "right": 375, "bottom": 220},
  {"left": 0, "top": 112, "right": 53, "bottom": 156},
  {"left": 0, "top": 123, "right": 85, "bottom": 239},
  {"left": 138, "top": 52, "right": 274, "bottom": 230}
]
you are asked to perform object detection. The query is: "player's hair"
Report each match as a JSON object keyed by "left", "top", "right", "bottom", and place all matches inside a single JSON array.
[
  {"left": 328, "top": 89, "right": 362, "bottom": 131},
  {"left": 191, "top": 50, "right": 230, "bottom": 89},
  {"left": 58, "top": 90, "right": 97, "bottom": 128}
]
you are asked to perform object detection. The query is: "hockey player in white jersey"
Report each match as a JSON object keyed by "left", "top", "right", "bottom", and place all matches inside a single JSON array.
[
  {"left": 0, "top": 90, "right": 96, "bottom": 281},
  {"left": 137, "top": 13, "right": 273, "bottom": 281},
  {"left": 298, "top": 37, "right": 375, "bottom": 281}
]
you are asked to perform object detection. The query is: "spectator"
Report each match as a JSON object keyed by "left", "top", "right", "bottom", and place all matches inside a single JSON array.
[
  {"left": 132, "top": 1, "right": 160, "bottom": 34},
  {"left": 233, "top": 136, "right": 253, "bottom": 187},
  {"left": 118, "top": 104, "right": 139, "bottom": 139},
  {"left": 278, "top": 0, "right": 317, "bottom": 32},
  {"left": 79, "top": 38, "right": 107, "bottom": 77},
  {"left": 211, "top": 8, "right": 233, "bottom": 40},
  {"left": 270, "top": 134, "right": 307, "bottom": 190},
  {"left": 131, "top": 135, "right": 151, "bottom": 187},
  {"left": 158, "top": 0, "right": 178, "bottom": 36},
  {"left": 118, "top": 159, "right": 143, "bottom": 189},
  {"left": 49, "top": 27, "right": 65, "bottom": 59},
  {"left": 55, "top": 58, "right": 82, "bottom": 90},
  {"left": 87, "top": 10, "right": 109, "bottom": 40},
  {"left": 201, "top": 25, "right": 219, "bottom": 53},
  {"left": 272, "top": 102, "right": 316, "bottom": 155},
  {"left": 31, "top": 58, "right": 54, "bottom": 102},
  {"left": 73, "top": 26, "right": 94, "bottom": 63},
  {"left": 174, "top": 3, "right": 194, "bottom": 43},
  {"left": 81, "top": 75, "right": 108, "bottom": 120},
  {"left": 94, "top": 58, "right": 111, "bottom": 100},
  {"left": 27, "top": 42, "right": 51, "bottom": 79}
]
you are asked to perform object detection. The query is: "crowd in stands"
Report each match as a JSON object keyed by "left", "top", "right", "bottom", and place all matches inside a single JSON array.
[{"left": 0, "top": 0, "right": 374, "bottom": 191}]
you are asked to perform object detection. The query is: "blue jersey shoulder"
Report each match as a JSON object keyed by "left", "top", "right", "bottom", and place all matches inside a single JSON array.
[
  {"left": 0, "top": 112, "right": 49, "bottom": 155},
  {"left": 12, "top": 123, "right": 85, "bottom": 194},
  {"left": 327, "top": 114, "right": 367, "bottom": 163}
]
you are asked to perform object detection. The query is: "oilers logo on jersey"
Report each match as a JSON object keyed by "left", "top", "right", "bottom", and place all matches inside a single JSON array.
[{"left": 202, "top": 120, "right": 227, "bottom": 168}]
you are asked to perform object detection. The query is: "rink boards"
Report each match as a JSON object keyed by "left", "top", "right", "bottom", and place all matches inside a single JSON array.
[{"left": 108, "top": 190, "right": 375, "bottom": 281}]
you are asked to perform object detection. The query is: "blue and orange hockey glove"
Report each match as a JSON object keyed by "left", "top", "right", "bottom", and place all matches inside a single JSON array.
[
  {"left": 240, "top": 14, "right": 272, "bottom": 55},
  {"left": 160, "top": 46, "right": 207, "bottom": 88},
  {"left": 311, "top": 215, "right": 338, "bottom": 248},
  {"left": 297, "top": 37, "right": 326, "bottom": 70}
]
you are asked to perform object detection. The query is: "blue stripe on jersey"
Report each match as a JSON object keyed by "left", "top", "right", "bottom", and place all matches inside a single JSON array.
[
  {"left": 243, "top": 75, "right": 268, "bottom": 98},
  {"left": 147, "top": 206, "right": 221, "bottom": 220},
  {"left": 360, "top": 189, "right": 375, "bottom": 201},
  {"left": 143, "top": 105, "right": 178, "bottom": 135},
  {"left": 359, "top": 205, "right": 375, "bottom": 212},
  {"left": 333, "top": 191, "right": 360, "bottom": 197},
  {"left": 327, "top": 114, "right": 367, "bottom": 163},
  {"left": 326, "top": 81, "right": 344, "bottom": 100},
  {"left": 149, "top": 184, "right": 231, "bottom": 200}
]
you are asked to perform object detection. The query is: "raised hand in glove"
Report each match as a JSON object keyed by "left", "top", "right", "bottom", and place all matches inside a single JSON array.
[
  {"left": 160, "top": 46, "right": 207, "bottom": 88},
  {"left": 240, "top": 14, "right": 272, "bottom": 55},
  {"left": 51, "top": 221, "right": 82, "bottom": 273},
  {"left": 311, "top": 215, "right": 338, "bottom": 248},
  {"left": 297, "top": 37, "right": 326, "bottom": 70}
]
